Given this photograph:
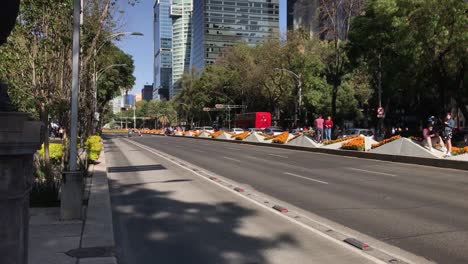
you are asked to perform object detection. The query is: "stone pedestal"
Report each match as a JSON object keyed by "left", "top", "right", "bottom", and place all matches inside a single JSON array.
[{"left": 0, "top": 112, "right": 44, "bottom": 264}]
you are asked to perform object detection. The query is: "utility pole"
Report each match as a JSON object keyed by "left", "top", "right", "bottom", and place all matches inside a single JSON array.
[{"left": 61, "top": 0, "right": 83, "bottom": 220}]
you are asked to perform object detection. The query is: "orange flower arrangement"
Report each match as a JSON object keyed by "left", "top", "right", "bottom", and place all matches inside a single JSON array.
[
  {"left": 341, "top": 136, "right": 365, "bottom": 151},
  {"left": 193, "top": 131, "right": 203, "bottom": 137},
  {"left": 210, "top": 130, "right": 223, "bottom": 138},
  {"left": 272, "top": 132, "right": 290, "bottom": 144},
  {"left": 287, "top": 133, "right": 302, "bottom": 143},
  {"left": 102, "top": 129, "right": 128, "bottom": 133},
  {"left": 409, "top": 136, "right": 423, "bottom": 142},
  {"left": 233, "top": 131, "right": 250, "bottom": 140},
  {"left": 451, "top": 146, "right": 468, "bottom": 156},
  {"left": 371, "top": 135, "right": 401, "bottom": 149},
  {"left": 323, "top": 134, "right": 359, "bottom": 145}
]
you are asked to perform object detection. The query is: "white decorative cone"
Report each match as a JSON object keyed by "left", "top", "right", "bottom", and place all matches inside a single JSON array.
[
  {"left": 216, "top": 132, "right": 235, "bottom": 140},
  {"left": 244, "top": 133, "right": 272, "bottom": 143},
  {"left": 286, "top": 135, "right": 321, "bottom": 148},
  {"left": 198, "top": 131, "right": 211, "bottom": 138},
  {"left": 369, "top": 138, "right": 445, "bottom": 158}
]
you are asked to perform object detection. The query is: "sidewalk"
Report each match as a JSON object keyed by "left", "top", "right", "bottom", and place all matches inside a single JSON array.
[
  {"left": 105, "top": 136, "right": 382, "bottom": 264},
  {"left": 29, "top": 151, "right": 116, "bottom": 264}
]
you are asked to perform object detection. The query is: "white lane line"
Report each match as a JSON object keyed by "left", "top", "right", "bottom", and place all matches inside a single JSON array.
[
  {"left": 283, "top": 172, "right": 329, "bottom": 185},
  {"left": 268, "top": 153, "right": 289, "bottom": 159},
  {"left": 346, "top": 167, "right": 398, "bottom": 177},
  {"left": 223, "top": 156, "right": 242, "bottom": 163}
]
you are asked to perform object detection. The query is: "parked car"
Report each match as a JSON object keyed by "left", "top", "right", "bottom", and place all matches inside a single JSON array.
[
  {"left": 201, "top": 126, "right": 215, "bottom": 133},
  {"left": 338, "top": 128, "right": 374, "bottom": 138},
  {"left": 264, "top": 127, "right": 283, "bottom": 136},
  {"left": 248, "top": 128, "right": 263, "bottom": 133},
  {"left": 229, "top": 128, "right": 245, "bottom": 134},
  {"left": 289, "top": 128, "right": 302, "bottom": 135},
  {"left": 194, "top": 127, "right": 202, "bottom": 132}
]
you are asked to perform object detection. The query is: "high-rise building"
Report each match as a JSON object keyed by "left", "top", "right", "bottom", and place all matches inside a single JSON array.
[
  {"left": 153, "top": 0, "right": 173, "bottom": 100},
  {"left": 170, "top": 0, "right": 193, "bottom": 98},
  {"left": 287, "top": 0, "right": 320, "bottom": 37},
  {"left": 191, "top": 0, "right": 280, "bottom": 71},
  {"left": 141, "top": 85, "right": 154, "bottom": 101},
  {"left": 135, "top": 93, "right": 143, "bottom": 102}
]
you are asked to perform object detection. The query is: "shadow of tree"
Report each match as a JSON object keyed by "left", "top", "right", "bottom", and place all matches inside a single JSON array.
[{"left": 109, "top": 177, "right": 298, "bottom": 264}]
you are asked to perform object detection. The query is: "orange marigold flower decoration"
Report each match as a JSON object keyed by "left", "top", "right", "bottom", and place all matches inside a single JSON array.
[
  {"left": 371, "top": 135, "right": 401, "bottom": 149},
  {"left": 341, "top": 136, "right": 365, "bottom": 151},
  {"left": 323, "top": 134, "right": 359, "bottom": 145},
  {"left": 287, "top": 133, "right": 302, "bottom": 143},
  {"left": 233, "top": 131, "right": 250, "bottom": 140},
  {"left": 451, "top": 146, "right": 468, "bottom": 156},
  {"left": 272, "top": 132, "right": 289, "bottom": 144},
  {"left": 210, "top": 130, "right": 223, "bottom": 138}
]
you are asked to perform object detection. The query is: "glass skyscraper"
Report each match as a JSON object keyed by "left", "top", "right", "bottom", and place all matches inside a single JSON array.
[
  {"left": 170, "top": 0, "right": 193, "bottom": 98},
  {"left": 153, "top": 0, "right": 173, "bottom": 100},
  {"left": 191, "top": 0, "right": 280, "bottom": 71}
]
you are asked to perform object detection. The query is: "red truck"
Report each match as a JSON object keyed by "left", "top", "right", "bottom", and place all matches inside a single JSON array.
[{"left": 235, "top": 112, "right": 271, "bottom": 129}]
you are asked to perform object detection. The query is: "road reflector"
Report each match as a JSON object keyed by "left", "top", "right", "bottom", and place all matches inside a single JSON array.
[
  {"left": 272, "top": 205, "right": 288, "bottom": 213},
  {"left": 344, "top": 238, "right": 370, "bottom": 250}
]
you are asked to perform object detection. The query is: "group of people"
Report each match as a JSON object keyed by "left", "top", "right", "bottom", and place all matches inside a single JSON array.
[
  {"left": 422, "top": 112, "right": 455, "bottom": 157},
  {"left": 314, "top": 115, "right": 334, "bottom": 143}
]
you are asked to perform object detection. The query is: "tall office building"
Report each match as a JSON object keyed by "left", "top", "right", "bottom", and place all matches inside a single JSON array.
[
  {"left": 141, "top": 85, "right": 154, "bottom": 101},
  {"left": 170, "top": 0, "right": 193, "bottom": 98},
  {"left": 287, "top": 0, "right": 320, "bottom": 37},
  {"left": 153, "top": 0, "right": 173, "bottom": 100},
  {"left": 191, "top": 0, "right": 280, "bottom": 71}
]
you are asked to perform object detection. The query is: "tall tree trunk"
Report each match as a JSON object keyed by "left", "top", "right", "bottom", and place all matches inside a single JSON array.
[{"left": 40, "top": 105, "right": 53, "bottom": 185}]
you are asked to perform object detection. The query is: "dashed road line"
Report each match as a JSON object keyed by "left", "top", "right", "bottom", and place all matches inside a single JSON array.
[
  {"left": 283, "top": 172, "right": 329, "bottom": 185},
  {"left": 223, "top": 156, "right": 242, "bottom": 163},
  {"left": 268, "top": 153, "right": 289, "bottom": 159},
  {"left": 347, "top": 168, "right": 398, "bottom": 177}
]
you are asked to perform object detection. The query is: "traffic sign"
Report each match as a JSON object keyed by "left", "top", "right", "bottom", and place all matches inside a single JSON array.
[
  {"left": 377, "top": 107, "right": 384, "bottom": 115},
  {"left": 215, "top": 104, "right": 224, "bottom": 109}
]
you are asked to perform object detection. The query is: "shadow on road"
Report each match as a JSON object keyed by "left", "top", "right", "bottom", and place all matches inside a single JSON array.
[{"left": 109, "top": 177, "right": 298, "bottom": 264}]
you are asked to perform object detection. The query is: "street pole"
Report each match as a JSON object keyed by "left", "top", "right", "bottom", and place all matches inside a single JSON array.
[
  {"left": 61, "top": 0, "right": 83, "bottom": 220},
  {"left": 133, "top": 106, "right": 136, "bottom": 129}
]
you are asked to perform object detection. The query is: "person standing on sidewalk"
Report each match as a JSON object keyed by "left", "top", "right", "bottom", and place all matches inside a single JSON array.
[
  {"left": 324, "top": 116, "right": 333, "bottom": 141},
  {"left": 443, "top": 112, "right": 455, "bottom": 157},
  {"left": 314, "top": 115, "right": 324, "bottom": 143}
]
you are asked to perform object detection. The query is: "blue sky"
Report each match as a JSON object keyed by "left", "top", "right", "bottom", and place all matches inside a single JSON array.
[{"left": 116, "top": 0, "right": 287, "bottom": 95}]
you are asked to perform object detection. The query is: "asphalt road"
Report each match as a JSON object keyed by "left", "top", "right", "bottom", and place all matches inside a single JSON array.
[
  {"left": 105, "top": 136, "right": 378, "bottom": 264},
  {"left": 128, "top": 135, "right": 468, "bottom": 264}
]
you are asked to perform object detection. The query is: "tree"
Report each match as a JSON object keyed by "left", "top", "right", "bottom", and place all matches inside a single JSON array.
[{"left": 318, "top": 0, "right": 365, "bottom": 118}]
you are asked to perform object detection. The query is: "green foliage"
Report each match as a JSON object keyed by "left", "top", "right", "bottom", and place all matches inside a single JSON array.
[
  {"left": 85, "top": 135, "right": 102, "bottom": 162},
  {"left": 38, "top": 144, "right": 63, "bottom": 164}
]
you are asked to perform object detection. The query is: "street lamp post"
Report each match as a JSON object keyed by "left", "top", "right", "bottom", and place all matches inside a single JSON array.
[
  {"left": 92, "top": 32, "right": 143, "bottom": 133},
  {"left": 275, "top": 68, "right": 302, "bottom": 128}
]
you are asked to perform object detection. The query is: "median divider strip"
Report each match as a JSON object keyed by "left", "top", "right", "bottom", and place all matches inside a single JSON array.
[{"left": 159, "top": 134, "right": 468, "bottom": 171}]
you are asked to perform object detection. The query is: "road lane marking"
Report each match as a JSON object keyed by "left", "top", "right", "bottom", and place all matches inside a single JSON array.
[
  {"left": 268, "top": 154, "right": 288, "bottom": 159},
  {"left": 223, "top": 156, "right": 242, "bottom": 163},
  {"left": 283, "top": 172, "right": 329, "bottom": 185},
  {"left": 346, "top": 168, "right": 397, "bottom": 177}
]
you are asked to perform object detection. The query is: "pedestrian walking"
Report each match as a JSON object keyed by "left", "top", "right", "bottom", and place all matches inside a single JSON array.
[
  {"left": 443, "top": 112, "right": 455, "bottom": 157},
  {"left": 324, "top": 116, "right": 333, "bottom": 141},
  {"left": 314, "top": 115, "right": 324, "bottom": 143}
]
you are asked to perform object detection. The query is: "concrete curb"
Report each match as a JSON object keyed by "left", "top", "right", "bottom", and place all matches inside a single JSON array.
[
  {"left": 166, "top": 134, "right": 468, "bottom": 171},
  {"left": 80, "top": 150, "right": 117, "bottom": 264}
]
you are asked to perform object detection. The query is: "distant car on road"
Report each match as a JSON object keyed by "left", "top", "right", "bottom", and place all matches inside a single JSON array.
[
  {"left": 338, "top": 128, "right": 374, "bottom": 138},
  {"left": 264, "top": 127, "right": 283, "bottom": 136},
  {"left": 248, "top": 128, "right": 263, "bottom": 133},
  {"left": 229, "top": 128, "right": 245, "bottom": 134},
  {"left": 201, "top": 126, "right": 215, "bottom": 133}
]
